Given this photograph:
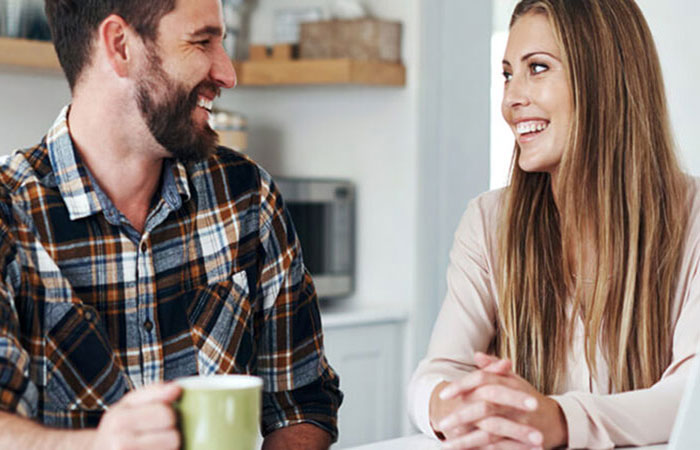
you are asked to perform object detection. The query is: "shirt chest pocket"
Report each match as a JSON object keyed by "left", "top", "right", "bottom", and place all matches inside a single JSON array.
[
  {"left": 187, "top": 270, "right": 256, "bottom": 375},
  {"left": 43, "top": 302, "right": 130, "bottom": 413}
]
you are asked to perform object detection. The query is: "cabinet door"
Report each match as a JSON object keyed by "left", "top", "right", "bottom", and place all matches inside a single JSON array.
[{"left": 323, "top": 321, "right": 403, "bottom": 449}]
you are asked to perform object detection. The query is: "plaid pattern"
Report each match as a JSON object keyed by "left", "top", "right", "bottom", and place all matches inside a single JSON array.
[{"left": 0, "top": 107, "right": 341, "bottom": 438}]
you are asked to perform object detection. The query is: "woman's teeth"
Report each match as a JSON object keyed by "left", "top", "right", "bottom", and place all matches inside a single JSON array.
[
  {"left": 197, "top": 97, "right": 213, "bottom": 112},
  {"left": 516, "top": 121, "right": 549, "bottom": 135}
]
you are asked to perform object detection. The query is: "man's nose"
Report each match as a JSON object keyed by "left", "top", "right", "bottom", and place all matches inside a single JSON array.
[{"left": 211, "top": 46, "right": 237, "bottom": 89}]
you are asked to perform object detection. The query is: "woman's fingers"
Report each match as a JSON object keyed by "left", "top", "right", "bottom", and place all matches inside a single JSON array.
[
  {"left": 439, "top": 400, "right": 501, "bottom": 431},
  {"left": 474, "top": 352, "right": 513, "bottom": 374},
  {"left": 439, "top": 371, "right": 536, "bottom": 406},
  {"left": 471, "top": 384, "right": 539, "bottom": 412},
  {"left": 476, "top": 416, "right": 543, "bottom": 447},
  {"left": 442, "top": 424, "right": 473, "bottom": 441},
  {"left": 442, "top": 428, "right": 499, "bottom": 449},
  {"left": 442, "top": 416, "right": 543, "bottom": 449},
  {"left": 437, "top": 384, "right": 537, "bottom": 432}
]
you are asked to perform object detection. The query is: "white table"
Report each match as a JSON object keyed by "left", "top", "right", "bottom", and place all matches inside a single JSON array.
[
  {"left": 346, "top": 434, "right": 440, "bottom": 449},
  {"left": 345, "top": 434, "right": 669, "bottom": 449}
]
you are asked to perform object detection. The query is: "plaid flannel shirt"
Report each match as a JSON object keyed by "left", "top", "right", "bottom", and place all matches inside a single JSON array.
[{"left": 0, "top": 106, "right": 342, "bottom": 438}]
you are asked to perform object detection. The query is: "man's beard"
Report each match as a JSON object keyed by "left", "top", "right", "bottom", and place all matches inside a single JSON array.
[{"left": 136, "top": 47, "right": 220, "bottom": 162}]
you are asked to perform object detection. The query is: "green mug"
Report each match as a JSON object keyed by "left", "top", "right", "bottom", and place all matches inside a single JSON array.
[{"left": 175, "top": 375, "right": 263, "bottom": 450}]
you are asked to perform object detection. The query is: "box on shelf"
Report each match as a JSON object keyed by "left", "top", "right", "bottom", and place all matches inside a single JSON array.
[{"left": 299, "top": 18, "right": 402, "bottom": 62}]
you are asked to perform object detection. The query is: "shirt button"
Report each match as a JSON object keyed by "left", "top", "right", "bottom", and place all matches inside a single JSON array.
[
  {"left": 84, "top": 310, "right": 94, "bottom": 322},
  {"left": 141, "top": 241, "right": 148, "bottom": 253},
  {"left": 144, "top": 319, "right": 154, "bottom": 332}
]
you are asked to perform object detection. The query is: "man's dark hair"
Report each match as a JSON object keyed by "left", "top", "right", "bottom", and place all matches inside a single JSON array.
[{"left": 44, "top": 0, "right": 176, "bottom": 90}]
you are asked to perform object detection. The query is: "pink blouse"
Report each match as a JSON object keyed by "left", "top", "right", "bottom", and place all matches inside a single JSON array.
[{"left": 408, "top": 178, "right": 700, "bottom": 449}]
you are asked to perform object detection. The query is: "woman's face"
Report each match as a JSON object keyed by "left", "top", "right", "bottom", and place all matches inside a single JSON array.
[{"left": 501, "top": 11, "right": 573, "bottom": 177}]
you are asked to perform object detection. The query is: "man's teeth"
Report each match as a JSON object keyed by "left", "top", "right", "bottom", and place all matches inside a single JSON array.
[
  {"left": 197, "top": 97, "right": 213, "bottom": 111},
  {"left": 516, "top": 121, "right": 549, "bottom": 135}
]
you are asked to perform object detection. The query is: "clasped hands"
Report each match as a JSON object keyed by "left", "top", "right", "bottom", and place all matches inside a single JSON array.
[{"left": 432, "top": 352, "right": 568, "bottom": 450}]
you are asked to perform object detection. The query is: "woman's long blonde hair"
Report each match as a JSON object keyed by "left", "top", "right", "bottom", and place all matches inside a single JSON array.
[{"left": 497, "top": 0, "right": 689, "bottom": 394}]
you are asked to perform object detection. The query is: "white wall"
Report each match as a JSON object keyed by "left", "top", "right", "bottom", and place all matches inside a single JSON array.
[
  {"left": 637, "top": 0, "right": 700, "bottom": 175},
  {"left": 0, "top": 70, "right": 71, "bottom": 153},
  {"left": 414, "top": 0, "right": 491, "bottom": 362}
]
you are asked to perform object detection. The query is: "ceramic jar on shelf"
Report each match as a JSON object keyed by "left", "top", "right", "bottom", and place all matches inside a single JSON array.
[{"left": 0, "top": 0, "right": 51, "bottom": 41}]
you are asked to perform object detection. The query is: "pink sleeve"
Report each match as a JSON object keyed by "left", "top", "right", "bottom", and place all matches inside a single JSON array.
[
  {"left": 408, "top": 194, "right": 501, "bottom": 436},
  {"left": 552, "top": 263, "right": 700, "bottom": 449}
]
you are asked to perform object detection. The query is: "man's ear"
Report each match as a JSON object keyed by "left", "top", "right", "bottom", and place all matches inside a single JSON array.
[{"left": 98, "top": 14, "right": 133, "bottom": 78}]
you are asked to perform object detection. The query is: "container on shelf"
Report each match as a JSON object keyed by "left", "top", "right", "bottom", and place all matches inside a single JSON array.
[
  {"left": 0, "top": 0, "right": 51, "bottom": 40},
  {"left": 300, "top": 18, "right": 402, "bottom": 62},
  {"left": 221, "top": 0, "right": 258, "bottom": 61},
  {"left": 210, "top": 109, "right": 248, "bottom": 151}
]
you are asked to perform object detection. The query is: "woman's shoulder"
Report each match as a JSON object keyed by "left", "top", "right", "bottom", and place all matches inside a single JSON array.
[
  {"left": 454, "top": 187, "right": 507, "bottom": 247},
  {"left": 462, "top": 187, "right": 507, "bottom": 225},
  {"left": 686, "top": 175, "right": 700, "bottom": 205}
]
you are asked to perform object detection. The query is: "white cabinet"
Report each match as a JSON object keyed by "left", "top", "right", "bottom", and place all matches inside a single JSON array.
[{"left": 322, "top": 310, "right": 407, "bottom": 449}]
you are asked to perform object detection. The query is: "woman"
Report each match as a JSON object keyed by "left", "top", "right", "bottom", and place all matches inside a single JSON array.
[{"left": 408, "top": 0, "right": 700, "bottom": 448}]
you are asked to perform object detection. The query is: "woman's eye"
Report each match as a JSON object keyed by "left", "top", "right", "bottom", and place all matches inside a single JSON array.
[
  {"left": 530, "top": 63, "right": 548, "bottom": 74},
  {"left": 502, "top": 71, "right": 512, "bottom": 82}
]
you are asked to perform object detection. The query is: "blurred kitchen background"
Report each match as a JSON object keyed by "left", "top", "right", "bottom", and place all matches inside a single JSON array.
[{"left": 0, "top": 0, "right": 699, "bottom": 447}]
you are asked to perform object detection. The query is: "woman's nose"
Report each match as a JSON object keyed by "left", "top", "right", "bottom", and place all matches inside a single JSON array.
[{"left": 502, "top": 75, "right": 530, "bottom": 109}]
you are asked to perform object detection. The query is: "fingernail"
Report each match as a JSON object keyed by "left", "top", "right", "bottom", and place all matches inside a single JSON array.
[
  {"left": 438, "top": 418, "right": 452, "bottom": 430},
  {"left": 524, "top": 397, "right": 538, "bottom": 410},
  {"left": 439, "top": 388, "right": 453, "bottom": 399},
  {"left": 528, "top": 431, "right": 543, "bottom": 445}
]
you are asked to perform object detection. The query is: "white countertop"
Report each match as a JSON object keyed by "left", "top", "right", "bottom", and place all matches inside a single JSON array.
[
  {"left": 345, "top": 434, "right": 440, "bottom": 450},
  {"left": 320, "top": 303, "right": 408, "bottom": 329},
  {"left": 344, "top": 434, "right": 669, "bottom": 450}
]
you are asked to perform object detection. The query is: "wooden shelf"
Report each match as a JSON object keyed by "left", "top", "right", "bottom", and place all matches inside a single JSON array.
[
  {"left": 0, "top": 37, "right": 61, "bottom": 72},
  {"left": 0, "top": 37, "right": 406, "bottom": 86},
  {"left": 234, "top": 59, "right": 405, "bottom": 86}
]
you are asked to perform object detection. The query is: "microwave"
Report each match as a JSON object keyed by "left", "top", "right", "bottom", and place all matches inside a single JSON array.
[{"left": 275, "top": 178, "right": 355, "bottom": 299}]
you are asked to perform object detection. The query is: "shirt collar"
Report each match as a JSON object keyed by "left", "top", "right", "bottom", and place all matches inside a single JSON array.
[
  {"left": 47, "top": 105, "right": 103, "bottom": 221},
  {"left": 170, "top": 158, "right": 191, "bottom": 205},
  {"left": 47, "top": 105, "right": 192, "bottom": 221}
]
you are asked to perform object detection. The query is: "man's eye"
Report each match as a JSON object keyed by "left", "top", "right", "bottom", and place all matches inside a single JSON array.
[
  {"left": 530, "top": 63, "right": 548, "bottom": 74},
  {"left": 194, "top": 39, "right": 211, "bottom": 46},
  {"left": 502, "top": 71, "right": 512, "bottom": 82}
]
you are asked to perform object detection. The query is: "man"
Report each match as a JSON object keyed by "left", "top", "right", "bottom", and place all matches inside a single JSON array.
[{"left": 0, "top": 0, "right": 341, "bottom": 448}]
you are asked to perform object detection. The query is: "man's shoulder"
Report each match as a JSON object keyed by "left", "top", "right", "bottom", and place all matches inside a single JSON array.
[{"left": 0, "top": 142, "right": 52, "bottom": 200}]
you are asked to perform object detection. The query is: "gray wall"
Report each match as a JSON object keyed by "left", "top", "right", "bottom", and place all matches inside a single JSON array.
[{"left": 414, "top": 0, "right": 491, "bottom": 366}]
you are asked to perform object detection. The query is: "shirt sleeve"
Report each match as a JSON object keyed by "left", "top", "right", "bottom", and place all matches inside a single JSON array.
[
  {"left": 254, "top": 170, "right": 342, "bottom": 441},
  {"left": 551, "top": 257, "right": 700, "bottom": 449},
  {"left": 408, "top": 195, "right": 500, "bottom": 437},
  {"left": 0, "top": 213, "right": 38, "bottom": 418}
]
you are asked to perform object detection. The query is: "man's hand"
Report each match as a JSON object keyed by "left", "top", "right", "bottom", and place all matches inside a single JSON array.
[
  {"left": 430, "top": 352, "right": 568, "bottom": 450},
  {"left": 93, "top": 382, "right": 182, "bottom": 450}
]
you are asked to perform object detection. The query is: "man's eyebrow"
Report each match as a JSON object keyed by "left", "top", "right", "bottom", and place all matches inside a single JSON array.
[{"left": 189, "top": 25, "right": 224, "bottom": 38}]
